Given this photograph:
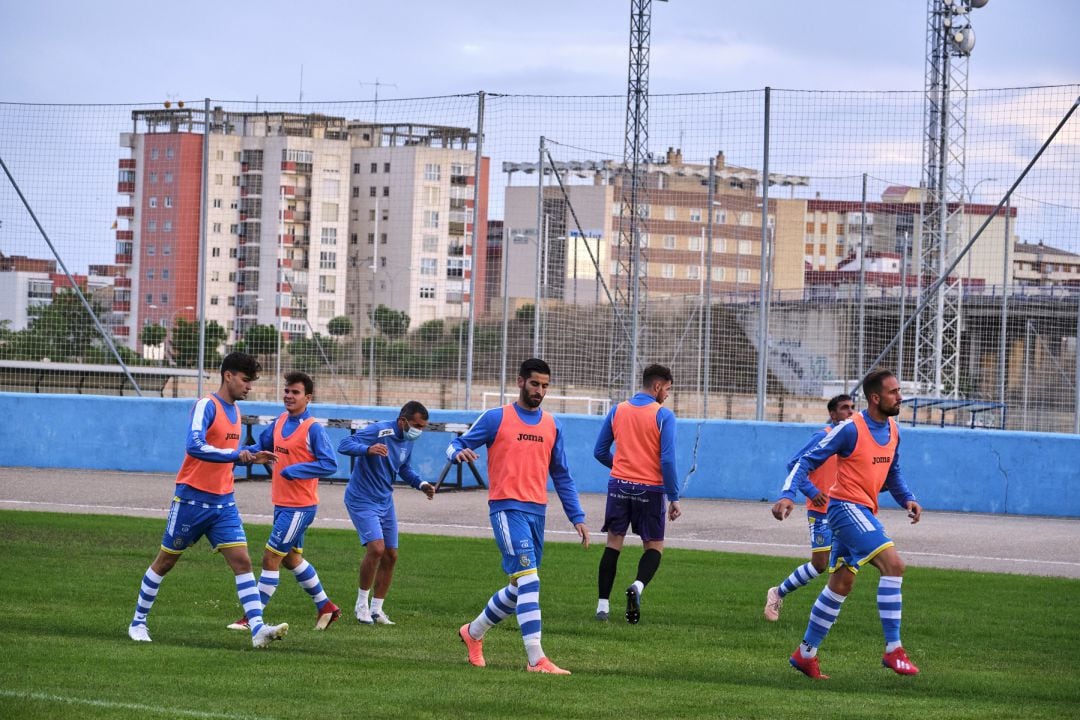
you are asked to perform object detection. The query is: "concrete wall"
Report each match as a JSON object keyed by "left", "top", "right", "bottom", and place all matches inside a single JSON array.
[{"left": 0, "top": 392, "right": 1076, "bottom": 518}]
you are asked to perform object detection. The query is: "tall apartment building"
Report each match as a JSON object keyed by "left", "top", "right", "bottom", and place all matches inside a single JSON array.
[
  {"left": 501, "top": 148, "right": 808, "bottom": 307},
  {"left": 114, "top": 109, "right": 486, "bottom": 352}
]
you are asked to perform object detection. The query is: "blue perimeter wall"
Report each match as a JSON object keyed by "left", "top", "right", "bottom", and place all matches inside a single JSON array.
[{"left": 1, "top": 392, "right": 1076, "bottom": 518}]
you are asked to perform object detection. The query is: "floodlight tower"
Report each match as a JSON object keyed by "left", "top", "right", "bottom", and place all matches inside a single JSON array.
[
  {"left": 914, "top": 0, "right": 987, "bottom": 397},
  {"left": 612, "top": 0, "right": 666, "bottom": 397}
]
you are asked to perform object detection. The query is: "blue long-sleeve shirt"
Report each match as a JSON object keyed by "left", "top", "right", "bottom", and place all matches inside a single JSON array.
[
  {"left": 787, "top": 411, "right": 915, "bottom": 510},
  {"left": 778, "top": 427, "right": 830, "bottom": 503},
  {"left": 446, "top": 404, "right": 586, "bottom": 524},
  {"left": 338, "top": 420, "right": 425, "bottom": 508},
  {"left": 593, "top": 392, "right": 680, "bottom": 501},
  {"left": 243, "top": 410, "right": 337, "bottom": 481}
]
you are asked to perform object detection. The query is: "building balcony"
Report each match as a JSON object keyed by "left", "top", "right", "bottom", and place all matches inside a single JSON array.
[
  {"left": 113, "top": 325, "right": 130, "bottom": 337},
  {"left": 116, "top": 230, "right": 134, "bottom": 241},
  {"left": 114, "top": 277, "right": 132, "bottom": 288},
  {"left": 117, "top": 182, "right": 135, "bottom": 194},
  {"left": 112, "top": 301, "right": 131, "bottom": 313},
  {"left": 117, "top": 206, "right": 135, "bottom": 218},
  {"left": 115, "top": 254, "right": 133, "bottom": 265},
  {"left": 118, "top": 159, "right": 136, "bottom": 170}
]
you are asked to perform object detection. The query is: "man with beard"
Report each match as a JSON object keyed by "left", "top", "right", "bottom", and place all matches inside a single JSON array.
[
  {"left": 450, "top": 358, "right": 590, "bottom": 674},
  {"left": 785, "top": 369, "right": 923, "bottom": 680}
]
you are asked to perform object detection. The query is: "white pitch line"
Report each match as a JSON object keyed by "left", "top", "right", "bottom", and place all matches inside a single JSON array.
[
  {"left": 0, "top": 690, "right": 271, "bottom": 720},
  {"left": 5, "top": 500, "right": 1078, "bottom": 570}
]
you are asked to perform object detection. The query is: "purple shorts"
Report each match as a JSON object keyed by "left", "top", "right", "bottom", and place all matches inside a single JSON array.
[{"left": 601, "top": 479, "right": 666, "bottom": 542}]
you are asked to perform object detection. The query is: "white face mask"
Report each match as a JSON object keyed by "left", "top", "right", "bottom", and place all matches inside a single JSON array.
[{"left": 402, "top": 422, "right": 422, "bottom": 441}]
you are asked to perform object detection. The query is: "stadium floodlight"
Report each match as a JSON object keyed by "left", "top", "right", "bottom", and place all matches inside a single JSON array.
[{"left": 950, "top": 27, "right": 976, "bottom": 54}]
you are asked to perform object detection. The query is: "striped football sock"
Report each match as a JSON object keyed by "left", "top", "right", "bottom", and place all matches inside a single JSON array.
[
  {"left": 257, "top": 570, "right": 280, "bottom": 608},
  {"left": 469, "top": 583, "right": 519, "bottom": 639},
  {"left": 235, "top": 572, "right": 265, "bottom": 636},
  {"left": 802, "top": 586, "right": 848, "bottom": 651},
  {"left": 878, "top": 575, "right": 903, "bottom": 651},
  {"left": 778, "top": 562, "right": 820, "bottom": 598},
  {"left": 131, "top": 567, "right": 165, "bottom": 626},
  {"left": 291, "top": 559, "right": 330, "bottom": 611},
  {"left": 515, "top": 574, "right": 544, "bottom": 666}
]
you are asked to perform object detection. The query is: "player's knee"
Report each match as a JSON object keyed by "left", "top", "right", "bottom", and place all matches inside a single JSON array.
[
  {"left": 384, "top": 548, "right": 398, "bottom": 565},
  {"left": 366, "top": 541, "right": 387, "bottom": 559},
  {"left": 810, "top": 554, "right": 829, "bottom": 573}
]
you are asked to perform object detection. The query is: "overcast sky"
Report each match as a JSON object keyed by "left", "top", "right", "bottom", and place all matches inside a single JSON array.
[{"left": 3, "top": 0, "right": 1078, "bottom": 102}]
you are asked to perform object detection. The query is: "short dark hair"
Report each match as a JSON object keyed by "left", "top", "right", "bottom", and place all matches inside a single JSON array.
[
  {"left": 519, "top": 358, "right": 551, "bottom": 379},
  {"left": 221, "top": 351, "right": 260, "bottom": 380},
  {"left": 862, "top": 369, "right": 895, "bottom": 399},
  {"left": 284, "top": 370, "right": 313, "bottom": 396},
  {"left": 827, "top": 393, "right": 852, "bottom": 412},
  {"left": 399, "top": 400, "right": 429, "bottom": 421},
  {"left": 641, "top": 363, "right": 673, "bottom": 387}
]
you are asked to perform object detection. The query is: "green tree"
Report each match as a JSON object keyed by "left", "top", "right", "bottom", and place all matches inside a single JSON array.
[
  {"left": 417, "top": 319, "right": 445, "bottom": 343},
  {"left": 372, "top": 305, "right": 410, "bottom": 338},
  {"left": 170, "top": 318, "right": 226, "bottom": 368},
  {"left": 288, "top": 334, "right": 340, "bottom": 373},
  {"left": 140, "top": 324, "right": 167, "bottom": 349},
  {"left": 515, "top": 303, "right": 535, "bottom": 324},
  {"left": 242, "top": 324, "right": 280, "bottom": 358},
  {"left": 9, "top": 290, "right": 109, "bottom": 362},
  {"left": 327, "top": 315, "right": 352, "bottom": 337}
]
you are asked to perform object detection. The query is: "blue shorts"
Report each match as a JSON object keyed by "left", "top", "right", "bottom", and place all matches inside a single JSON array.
[
  {"left": 807, "top": 510, "right": 832, "bottom": 553},
  {"left": 490, "top": 509, "right": 545, "bottom": 578},
  {"left": 601, "top": 479, "right": 666, "bottom": 542},
  {"left": 266, "top": 506, "right": 317, "bottom": 556},
  {"left": 346, "top": 501, "right": 398, "bottom": 549},
  {"left": 160, "top": 496, "right": 247, "bottom": 554},
  {"left": 827, "top": 501, "right": 894, "bottom": 574}
]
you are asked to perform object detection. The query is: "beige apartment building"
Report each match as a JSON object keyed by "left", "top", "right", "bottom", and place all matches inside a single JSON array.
[{"left": 114, "top": 108, "right": 485, "bottom": 352}]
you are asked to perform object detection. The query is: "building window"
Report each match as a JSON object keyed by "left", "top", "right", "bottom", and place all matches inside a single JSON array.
[
  {"left": 213, "top": 198, "right": 222, "bottom": 208},
  {"left": 149, "top": 197, "right": 158, "bottom": 208},
  {"left": 352, "top": 186, "right": 360, "bottom": 198},
  {"left": 687, "top": 265, "right": 700, "bottom": 280},
  {"left": 661, "top": 264, "right": 675, "bottom": 279},
  {"left": 688, "top": 235, "right": 702, "bottom": 251},
  {"left": 737, "top": 268, "right": 750, "bottom": 283},
  {"left": 419, "top": 285, "right": 435, "bottom": 299},
  {"left": 211, "top": 271, "right": 220, "bottom": 282},
  {"left": 321, "top": 227, "right": 338, "bottom": 245},
  {"left": 213, "top": 222, "right": 222, "bottom": 233},
  {"left": 382, "top": 186, "right": 389, "bottom": 197},
  {"left": 712, "top": 267, "right": 726, "bottom": 281},
  {"left": 164, "top": 196, "right": 173, "bottom": 208},
  {"left": 149, "top": 172, "right": 158, "bottom": 184},
  {"left": 318, "top": 299, "right": 335, "bottom": 318},
  {"left": 424, "top": 211, "right": 439, "bottom": 229},
  {"left": 424, "top": 164, "right": 441, "bottom": 181},
  {"left": 162, "top": 268, "right": 170, "bottom": 279},
  {"left": 369, "top": 186, "right": 377, "bottom": 198},
  {"left": 447, "top": 258, "right": 465, "bottom": 278},
  {"left": 367, "top": 233, "right": 375, "bottom": 244},
  {"left": 147, "top": 221, "right": 157, "bottom": 232},
  {"left": 664, "top": 207, "right": 676, "bottom": 221},
  {"left": 147, "top": 245, "right": 156, "bottom": 256},
  {"left": 380, "top": 233, "right": 387, "bottom": 245},
  {"left": 165, "top": 148, "right": 174, "bottom": 159},
  {"left": 229, "top": 224, "right": 239, "bottom": 234},
  {"left": 146, "top": 269, "right": 155, "bottom": 280},
  {"left": 370, "top": 162, "right": 378, "bottom": 174},
  {"left": 319, "top": 251, "right": 337, "bottom": 269},
  {"left": 322, "top": 203, "right": 339, "bottom": 222},
  {"left": 738, "top": 240, "right": 752, "bottom": 255},
  {"left": 146, "top": 293, "right": 153, "bottom": 303},
  {"left": 210, "top": 295, "right": 219, "bottom": 305},
  {"left": 318, "top": 275, "right": 336, "bottom": 293},
  {"left": 163, "top": 245, "right": 171, "bottom": 256},
  {"left": 164, "top": 172, "right": 173, "bottom": 184},
  {"left": 228, "top": 247, "right": 236, "bottom": 258},
  {"left": 424, "top": 187, "right": 440, "bottom": 205},
  {"left": 353, "top": 163, "right": 360, "bottom": 174},
  {"left": 163, "top": 220, "right": 173, "bottom": 232},
  {"left": 423, "top": 235, "right": 439, "bottom": 252},
  {"left": 689, "top": 208, "right": 702, "bottom": 222},
  {"left": 150, "top": 149, "right": 159, "bottom": 160},
  {"left": 350, "top": 233, "right": 358, "bottom": 245},
  {"left": 160, "top": 293, "right": 169, "bottom": 303},
  {"left": 420, "top": 258, "right": 438, "bottom": 276},
  {"left": 663, "top": 235, "right": 676, "bottom": 250},
  {"left": 714, "top": 210, "right": 726, "bottom": 224},
  {"left": 383, "top": 162, "right": 390, "bottom": 173},
  {"left": 211, "top": 247, "right": 221, "bottom": 257}
]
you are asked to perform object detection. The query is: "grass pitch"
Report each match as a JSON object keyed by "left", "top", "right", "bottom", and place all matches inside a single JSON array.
[{"left": 0, "top": 510, "right": 1077, "bottom": 719}]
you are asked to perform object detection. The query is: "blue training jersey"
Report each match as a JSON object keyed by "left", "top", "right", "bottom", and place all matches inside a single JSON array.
[
  {"left": 338, "top": 420, "right": 425, "bottom": 507},
  {"left": 447, "top": 405, "right": 585, "bottom": 524}
]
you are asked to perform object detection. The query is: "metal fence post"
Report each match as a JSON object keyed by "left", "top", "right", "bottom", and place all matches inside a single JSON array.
[
  {"left": 464, "top": 91, "right": 484, "bottom": 409},
  {"left": 755, "top": 87, "right": 771, "bottom": 421}
]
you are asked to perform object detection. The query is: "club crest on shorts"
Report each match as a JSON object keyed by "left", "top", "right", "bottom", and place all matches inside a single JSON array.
[{"left": 519, "top": 554, "right": 531, "bottom": 567}]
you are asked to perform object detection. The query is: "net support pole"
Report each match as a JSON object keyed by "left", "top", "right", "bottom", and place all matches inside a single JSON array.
[
  {"left": 754, "top": 87, "right": 771, "bottom": 421},
  {"left": 197, "top": 98, "right": 210, "bottom": 395},
  {"left": 464, "top": 91, "right": 484, "bottom": 409}
]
